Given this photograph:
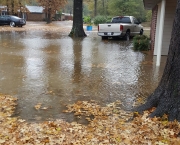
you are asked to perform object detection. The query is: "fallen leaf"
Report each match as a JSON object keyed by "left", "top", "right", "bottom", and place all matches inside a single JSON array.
[{"left": 34, "top": 103, "right": 42, "bottom": 110}]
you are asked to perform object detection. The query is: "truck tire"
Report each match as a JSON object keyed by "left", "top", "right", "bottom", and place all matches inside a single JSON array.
[
  {"left": 125, "top": 32, "right": 130, "bottom": 41},
  {"left": 140, "top": 29, "right": 143, "bottom": 35}
]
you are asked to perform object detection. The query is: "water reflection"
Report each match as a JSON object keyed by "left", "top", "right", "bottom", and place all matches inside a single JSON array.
[{"left": 0, "top": 31, "right": 166, "bottom": 123}]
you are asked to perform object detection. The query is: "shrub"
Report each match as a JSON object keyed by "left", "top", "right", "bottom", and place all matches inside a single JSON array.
[
  {"left": 133, "top": 35, "right": 150, "bottom": 51},
  {"left": 93, "top": 15, "right": 108, "bottom": 25},
  {"left": 83, "top": 16, "right": 92, "bottom": 25}
]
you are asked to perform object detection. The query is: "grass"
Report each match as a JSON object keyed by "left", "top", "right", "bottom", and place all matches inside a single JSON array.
[
  {"left": 141, "top": 21, "right": 151, "bottom": 27},
  {"left": 143, "top": 30, "right": 150, "bottom": 37}
]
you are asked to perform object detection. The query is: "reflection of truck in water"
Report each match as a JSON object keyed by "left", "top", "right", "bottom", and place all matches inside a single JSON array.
[{"left": 98, "top": 16, "right": 143, "bottom": 40}]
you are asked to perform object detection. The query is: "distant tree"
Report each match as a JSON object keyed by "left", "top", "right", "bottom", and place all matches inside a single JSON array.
[
  {"left": 83, "top": 3, "right": 90, "bottom": 16},
  {"left": 84, "top": 0, "right": 108, "bottom": 17},
  {"left": 28, "top": 0, "right": 39, "bottom": 5},
  {"left": 136, "top": 1, "right": 180, "bottom": 121},
  {"left": 94, "top": 0, "right": 97, "bottom": 17},
  {"left": 145, "top": 10, "right": 152, "bottom": 22},
  {"left": 0, "top": 0, "right": 29, "bottom": 15},
  {"left": 107, "top": 0, "right": 146, "bottom": 20},
  {"left": 63, "top": 0, "right": 73, "bottom": 14},
  {"left": 38, "top": 0, "right": 66, "bottom": 23},
  {"left": 69, "top": 0, "right": 86, "bottom": 37}
]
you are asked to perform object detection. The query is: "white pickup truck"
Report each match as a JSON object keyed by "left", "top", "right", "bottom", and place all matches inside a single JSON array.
[{"left": 98, "top": 16, "right": 143, "bottom": 40}]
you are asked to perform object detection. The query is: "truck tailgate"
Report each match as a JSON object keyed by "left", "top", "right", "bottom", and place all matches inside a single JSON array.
[{"left": 99, "top": 24, "right": 121, "bottom": 32}]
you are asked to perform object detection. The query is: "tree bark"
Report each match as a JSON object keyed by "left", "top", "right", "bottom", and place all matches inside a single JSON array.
[
  {"left": 102, "top": 0, "right": 105, "bottom": 16},
  {"left": 135, "top": 1, "right": 180, "bottom": 121},
  {"left": 11, "top": 0, "right": 14, "bottom": 15},
  {"left": 6, "top": 0, "right": 10, "bottom": 15},
  {"left": 69, "top": 0, "right": 86, "bottom": 37},
  {"left": 47, "top": 8, "right": 52, "bottom": 24},
  {"left": 94, "top": 0, "right": 97, "bottom": 17}
]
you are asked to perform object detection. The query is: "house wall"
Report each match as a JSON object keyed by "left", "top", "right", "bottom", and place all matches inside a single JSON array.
[
  {"left": 61, "top": 14, "right": 73, "bottom": 21},
  {"left": 65, "top": 15, "right": 73, "bottom": 20},
  {"left": 26, "top": 13, "right": 45, "bottom": 21},
  {"left": 150, "top": 5, "right": 158, "bottom": 51},
  {"left": 153, "top": 0, "right": 176, "bottom": 55},
  {"left": 161, "top": 0, "right": 176, "bottom": 55}
]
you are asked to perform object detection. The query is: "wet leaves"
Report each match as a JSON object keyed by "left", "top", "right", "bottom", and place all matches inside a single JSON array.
[
  {"left": 0, "top": 94, "right": 180, "bottom": 144},
  {"left": 142, "top": 61, "right": 153, "bottom": 65},
  {"left": 34, "top": 103, "right": 49, "bottom": 110},
  {"left": 34, "top": 103, "right": 42, "bottom": 110},
  {"left": 0, "top": 22, "right": 71, "bottom": 33}
]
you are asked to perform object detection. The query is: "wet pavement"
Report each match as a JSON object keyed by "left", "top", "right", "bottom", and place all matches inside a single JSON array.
[{"left": 0, "top": 21, "right": 166, "bottom": 123}]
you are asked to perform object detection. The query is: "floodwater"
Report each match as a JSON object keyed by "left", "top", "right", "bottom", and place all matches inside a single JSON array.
[{"left": 0, "top": 22, "right": 166, "bottom": 123}]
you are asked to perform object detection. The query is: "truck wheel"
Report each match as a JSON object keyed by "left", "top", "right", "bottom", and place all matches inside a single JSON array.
[
  {"left": 125, "top": 32, "right": 130, "bottom": 41},
  {"left": 102, "top": 36, "right": 108, "bottom": 40},
  {"left": 140, "top": 29, "right": 143, "bottom": 35}
]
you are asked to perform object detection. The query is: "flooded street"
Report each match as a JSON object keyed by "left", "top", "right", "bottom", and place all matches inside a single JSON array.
[{"left": 0, "top": 21, "right": 166, "bottom": 123}]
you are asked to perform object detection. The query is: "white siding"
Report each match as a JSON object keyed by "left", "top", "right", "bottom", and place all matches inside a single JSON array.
[{"left": 161, "top": 0, "right": 176, "bottom": 55}]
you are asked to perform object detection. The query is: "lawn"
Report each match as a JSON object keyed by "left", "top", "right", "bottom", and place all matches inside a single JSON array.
[{"left": 0, "top": 94, "right": 180, "bottom": 144}]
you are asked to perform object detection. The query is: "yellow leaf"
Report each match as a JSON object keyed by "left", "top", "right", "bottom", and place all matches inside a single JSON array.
[
  {"left": 56, "top": 127, "right": 61, "bottom": 131},
  {"left": 133, "top": 111, "right": 139, "bottom": 117},
  {"left": 116, "top": 137, "right": 121, "bottom": 143},
  {"left": 34, "top": 103, "right": 42, "bottom": 110}
]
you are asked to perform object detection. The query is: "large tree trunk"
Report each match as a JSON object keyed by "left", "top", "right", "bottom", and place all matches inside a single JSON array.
[
  {"left": 46, "top": 0, "right": 52, "bottom": 24},
  {"left": 69, "top": 0, "right": 86, "bottom": 37},
  {"left": 47, "top": 8, "right": 52, "bottom": 24},
  {"left": 136, "top": 1, "right": 180, "bottom": 121}
]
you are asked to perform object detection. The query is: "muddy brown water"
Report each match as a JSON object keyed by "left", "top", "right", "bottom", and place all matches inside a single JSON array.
[{"left": 0, "top": 21, "right": 166, "bottom": 123}]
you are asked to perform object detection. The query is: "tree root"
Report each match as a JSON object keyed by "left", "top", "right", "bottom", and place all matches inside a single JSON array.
[{"left": 134, "top": 89, "right": 180, "bottom": 121}]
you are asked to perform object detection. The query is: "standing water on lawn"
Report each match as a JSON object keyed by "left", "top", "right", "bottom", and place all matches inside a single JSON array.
[{"left": 0, "top": 28, "right": 166, "bottom": 123}]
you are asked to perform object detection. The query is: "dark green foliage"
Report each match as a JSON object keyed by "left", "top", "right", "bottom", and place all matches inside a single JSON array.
[
  {"left": 133, "top": 35, "right": 150, "bottom": 51},
  {"left": 93, "top": 15, "right": 111, "bottom": 25},
  {"left": 107, "top": 0, "right": 150, "bottom": 22}
]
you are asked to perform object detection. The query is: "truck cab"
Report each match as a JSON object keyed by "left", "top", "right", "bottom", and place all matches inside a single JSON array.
[{"left": 98, "top": 16, "right": 143, "bottom": 40}]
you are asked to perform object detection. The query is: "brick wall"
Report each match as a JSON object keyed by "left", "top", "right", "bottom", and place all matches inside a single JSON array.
[
  {"left": 26, "top": 13, "right": 45, "bottom": 21},
  {"left": 150, "top": 5, "right": 158, "bottom": 50},
  {"left": 61, "top": 15, "right": 73, "bottom": 21}
]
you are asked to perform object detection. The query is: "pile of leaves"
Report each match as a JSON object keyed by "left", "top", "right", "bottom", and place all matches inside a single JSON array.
[{"left": 0, "top": 94, "right": 180, "bottom": 144}]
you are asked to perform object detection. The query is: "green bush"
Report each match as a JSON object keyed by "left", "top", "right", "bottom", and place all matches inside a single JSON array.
[
  {"left": 93, "top": 15, "right": 110, "bottom": 25},
  {"left": 83, "top": 16, "right": 92, "bottom": 25},
  {"left": 133, "top": 35, "right": 150, "bottom": 51}
]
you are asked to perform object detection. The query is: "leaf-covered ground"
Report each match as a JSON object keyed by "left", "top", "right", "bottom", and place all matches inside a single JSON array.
[
  {"left": 0, "top": 94, "right": 180, "bottom": 145},
  {"left": 0, "top": 22, "right": 179, "bottom": 144},
  {"left": 0, "top": 21, "right": 72, "bottom": 32}
]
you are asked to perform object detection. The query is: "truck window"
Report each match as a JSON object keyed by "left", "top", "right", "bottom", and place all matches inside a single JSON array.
[
  {"left": 133, "top": 17, "right": 139, "bottom": 24},
  {"left": 111, "top": 17, "right": 131, "bottom": 23}
]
